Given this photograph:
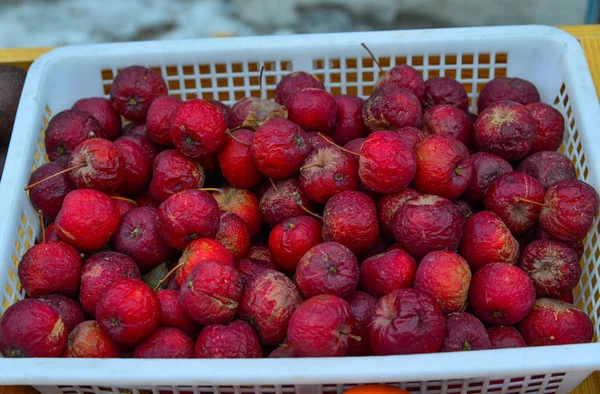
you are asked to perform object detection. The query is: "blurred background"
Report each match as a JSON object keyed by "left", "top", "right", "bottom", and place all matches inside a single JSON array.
[{"left": 0, "top": 0, "right": 596, "bottom": 48}]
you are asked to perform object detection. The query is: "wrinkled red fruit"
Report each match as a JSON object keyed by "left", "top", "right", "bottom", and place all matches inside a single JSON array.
[
  {"left": 346, "top": 291, "right": 377, "bottom": 356},
  {"left": 363, "top": 86, "right": 422, "bottom": 130},
  {"left": 248, "top": 245, "right": 275, "bottom": 264},
  {"left": 72, "top": 97, "right": 122, "bottom": 140},
  {"left": 414, "top": 250, "right": 471, "bottom": 314},
  {"left": 413, "top": 134, "right": 472, "bottom": 200},
  {"left": 330, "top": 95, "right": 368, "bottom": 145},
  {"left": 195, "top": 320, "right": 262, "bottom": 358},
  {"left": 269, "top": 341, "right": 298, "bottom": 358},
  {"left": 540, "top": 179, "right": 600, "bottom": 243},
  {"left": 269, "top": 216, "right": 322, "bottom": 271},
  {"left": 179, "top": 260, "right": 242, "bottom": 325},
  {"left": 469, "top": 263, "right": 536, "bottom": 325},
  {"left": 170, "top": 99, "right": 227, "bottom": 158},
  {"left": 526, "top": 102, "right": 565, "bottom": 153},
  {"left": 79, "top": 251, "right": 141, "bottom": 317},
  {"left": 359, "top": 130, "right": 416, "bottom": 194},
  {"left": 157, "top": 190, "right": 220, "bottom": 250},
  {"left": 377, "top": 188, "right": 420, "bottom": 239},
  {"left": 519, "top": 240, "right": 581, "bottom": 299},
  {"left": 65, "top": 320, "right": 120, "bottom": 358},
  {"left": 360, "top": 249, "right": 417, "bottom": 298},
  {"left": 39, "top": 294, "right": 84, "bottom": 333},
  {"left": 477, "top": 77, "right": 540, "bottom": 113},
  {"left": 157, "top": 289, "right": 198, "bottom": 336},
  {"left": 323, "top": 191, "right": 379, "bottom": 254},
  {"left": 113, "top": 207, "right": 174, "bottom": 271},
  {"left": 517, "top": 151, "right": 575, "bottom": 190},
  {"left": 259, "top": 177, "right": 315, "bottom": 227},
  {"left": 215, "top": 212, "right": 251, "bottom": 260},
  {"left": 459, "top": 211, "right": 519, "bottom": 271},
  {"left": 251, "top": 118, "right": 310, "bottom": 179},
  {"left": 217, "top": 129, "right": 263, "bottom": 189},
  {"left": 235, "top": 258, "right": 278, "bottom": 282},
  {"left": 207, "top": 99, "right": 230, "bottom": 119},
  {"left": 520, "top": 298, "right": 593, "bottom": 346},
  {"left": 18, "top": 240, "right": 82, "bottom": 298},
  {"left": 148, "top": 150, "right": 205, "bottom": 203},
  {"left": 275, "top": 71, "right": 325, "bottom": 105},
  {"left": 114, "top": 136, "right": 153, "bottom": 196},
  {"left": 68, "top": 138, "right": 125, "bottom": 192},
  {"left": 227, "top": 97, "right": 287, "bottom": 130},
  {"left": 238, "top": 270, "right": 302, "bottom": 345},
  {"left": 213, "top": 187, "right": 262, "bottom": 238},
  {"left": 368, "top": 288, "right": 446, "bottom": 355},
  {"left": 45, "top": 109, "right": 104, "bottom": 164},
  {"left": 110, "top": 65, "right": 168, "bottom": 121},
  {"left": 422, "top": 77, "right": 469, "bottom": 112},
  {"left": 287, "top": 88, "right": 337, "bottom": 133},
  {"left": 146, "top": 96, "right": 183, "bottom": 146},
  {"left": 377, "top": 64, "right": 425, "bottom": 101},
  {"left": 487, "top": 326, "right": 526, "bottom": 349},
  {"left": 393, "top": 194, "right": 463, "bottom": 259},
  {"left": 395, "top": 126, "right": 426, "bottom": 149},
  {"left": 55, "top": 189, "right": 120, "bottom": 252},
  {"left": 484, "top": 172, "right": 545, "bottom": 235},
  {"left": 474, "top": 101, "right": 536, "bottom": 161},
  {"left": 96, "top": 278, "right": 160, "bottom": 345},
  {"left": 176, "top": 238, "right": 234, "bottom": 287},
  {"left": 440, "top": 312, "right": 491, "bottom": 352},
  {"left": 27, "top": 162, "right": 75, "bottom": 220},
  {"left": 463, "top": 152, "right": 513, "bottom": 207},
  {"left": 300, "top": 146, "right": 359, "bottom": 203},
  {"left": 422, "top": 104, "right": 473, "bottom": 147},
  {"left": 134, "top": 327, "right": 194, "bottom": 358},
  {"left": 295, "top": 242, "right": 359, "bottom": 300},
  {"left": 0, "top": 299, "right": 67, "bottom": 357},
  {"left": 288, "top": 294, "right": 355, "bottom": 357}
]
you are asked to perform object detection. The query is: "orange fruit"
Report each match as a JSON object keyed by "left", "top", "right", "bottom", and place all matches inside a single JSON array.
[{"left": 343, "top": 385, "right": 410, "bottom": 394}]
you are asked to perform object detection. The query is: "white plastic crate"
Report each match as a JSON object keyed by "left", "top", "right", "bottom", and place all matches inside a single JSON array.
[{"left": 0, "top": 25, "right": 599, "bottom": 394}]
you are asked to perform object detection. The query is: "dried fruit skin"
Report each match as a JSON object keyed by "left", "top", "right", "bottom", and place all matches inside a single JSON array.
[
  {"left": 259, "top": 177, "right": 315, "bottom": 227},
  {"left": 526, "top": 102, "right": 565, "bottom": 153},
  {"left": 323, "top": 191, "right": 380, "bottom": 255},
  {"left": 238, "top": 270, "right": 303, "bottom": 345},
  {"left": 487, "top": 325, "right": 526, "bottom": 349},
  {"left": 477, "top": 77, "right": 540, "bottom": 113},
  {"left": 68, "top": 138, "right": 125, "bottom": 193},
  {"left": 175, "top": 238, "right": 234, "bottom": 287},
  {"left": 110, "top": 65, "right": 168, "bottom": 121},
  {"left": 287, "top": 88, "right": 337, "bottom": 133},
  {"left": 469, "top": 263, "right": 536, "bottom": 325},
  {"left": 170, "top": 99, "right": 228, "bottom": 158},
  {"left": 45, "top": 109, "right": 103, "bottom": 165},
  {"left": 268, "top": 215, "right": 323, "bottom": 271},
  {"left": 179, "top": 261, "right": 242, "bottom": 325},
  {"left": 376, "top": 64, "right": 425, "bottom": 101},
  {"left": 288, "top": 294, "right": 355, "bottom": 357},
  {"left": 195, "top": 320, "right": 262, "bottom": 358},
  {"left": 377, "top": 188, "right": 420, "bottom": 239},
  {"left": 459, "top": 211, "right": 519, "bottom": 271},
  {"left": 66, "top": 320, "right": 121, "bottom": 358},
  {"left": 440, "top": 312, "right": 491, "bottom": 352},
  {"left": 215, "top": 212, "right": 251, "bottom": 260},
  {"left": 114, "top": 137, "right": 153, "bottom": 196},
  {"left": 422, "top": 104, "right": 473, "bottom": 147},
  {"left": 395, "top": 126, "right": 426, "bottom": 149},
  {"left": 359, "top": 249, "right": 417, "bottom": 298},
  {"left": 213, "top": 188, "right": 262, "bottom": 238},
  {"left": 146, "top": 96, "right": 183, "bottom": 146},
  {"left": 0, "top": 299, "right": 67, "bottom": 358},
  {"left": 96, "top": 278, "right": 161, "bottom": 345},
  {"left": 227, "top": 97, "right": 287, "bottom": 130},
  {"left": 234, "top": 258, "right": 278, "bottom": 282},
  {"left": 207, "top": 99, "right": 230, "bottom": 119},
  {"left": 463, "top": 152, "right": 513, "bottom": 207},
  {"left": 275, "top": 71, "right": 325, "bottom": 105},
  {"left": 217, "top": 129, "right": 263, "bottom": 189},
  {"left": 39, "top": 294, "right": 85, "bottom": 333},
  {"left": 368, "top": 288, "right": 446, "bottom": 355},
  {"left": 517, "top": 151, "right": 575, "bottom": 190},
  {"left": 295, "top": 242, "right": 360, "bottom": 300},
  {"left": 363, "top": 86, "right": 422, "bottom": 130},
  {"left": 540, "top": 179, "right": 599, "bottom": 243},
  {"left": 393, "top": 194, "right": 463, "bottom": 259},
  {"left": 359, "top": 130, "right": 416, "bottom": 194},
  {"left": 414, "top": 250, "right": 471, "bottom": 314},
  {"left": 157, "top": 289, "right": 198, "bottom": 337},
  {"left": 268, "top": 341, "right": 298, "bottom": 358},
  {"left": 520, "top": 298, "right": 593, "bottom": 346},
  {"left": 134, "top": 327, "right": 194, "bottom": 358},
  {"left": 27, "top": 162, "right": 76, "bottom": 220},
  {"left": 331, "top": 95, "right": 368, "bottom": 145},
  {"left": 150, "top": 150, "right": 206, "bottom": 202},
  {"left": 346, "top": 291, "right": 377, "bottom": 356},
  {"left": 72, "top": 97, "right": 122, "bottom": 140},
  {"left": 56, "top": 189, "right": 121, "bottom": 252},
  {"left": 519, "top": 240, "right": 581, "bottom": 298},
  {"left": 422, "top": 77, "right": 469, "bottom": 112}
]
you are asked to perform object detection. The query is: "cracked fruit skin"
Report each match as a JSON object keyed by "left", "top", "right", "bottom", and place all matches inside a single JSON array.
[
  {"left": 440, "top": 312, "right": 491, "bottom": 352},
  {"left": 368, "top": 288, "right": 446, "bottom": 356},
  {"left": 96, "top": 278, "right": 161, "bottom": 345},
  {"left": 469, "top": 263, "right": 536, "bottom": 325},
  {"left": 179, "top": 260, "right": 242, "bottom": 326},
  {"left": 195, "top": 320, "right": 262, "bottom": 358},
  {"left": 72, "top": 97, "right": 122, "bottom": 140},
  {"left": 0, "top": 299, "right": 67, "bottom": 358},
  {"left": 237, "top": 270, "right": 302, "bottom": 346}
]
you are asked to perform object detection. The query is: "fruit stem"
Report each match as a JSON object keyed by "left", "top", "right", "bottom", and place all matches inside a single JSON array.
[
  {"left": 340, "top": 331, "right": 362, "bottom": 342},
  {"left": 259, "top": 65, "right": 265, "bottom": 103},
  {"left": 110, "top": 195, "right": 138, "bottom": 206},
  {"left": 529, "top": 335, "right": 555, "bottom": 346},
  {"left": 269, "top": 177, "right": 278, "bottom": 192},
  {"left": 153, "top": 262, "right": 184, "bottom": 291},
  {"left": 300, "top": 163, "right": 323, "bottom": 171},
  {"left": 293, "top": 191, "right": 323, "bottom": 220},
  {"left": 24, "top": 163, "right": 86, "bottom": 191},
  {"left": 38, "top": 210, "right": 45, "bottom": 244},
  {"left": 318, "top": 133, "right": 360, "bottom": 157},
  {"left": 225, "top": 129, "right": 251, "bottom": 147},
  {"left": 361, "top": 42, "right": 384, "bottom": 73},
  {"left": 199, "top": 188, "right": 223, "bottom": 192},
  {"left": 515, "top": 197, "right": 548, "bottom": 207}
]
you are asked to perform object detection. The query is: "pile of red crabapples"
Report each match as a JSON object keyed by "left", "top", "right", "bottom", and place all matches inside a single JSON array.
[{"left": 1, "top": 49, "right": 598, "bottom": 359}]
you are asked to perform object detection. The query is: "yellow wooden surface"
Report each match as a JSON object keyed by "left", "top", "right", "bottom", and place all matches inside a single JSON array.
[{"left": 0, "top": 24, "right": 599, "bottom": 394}]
